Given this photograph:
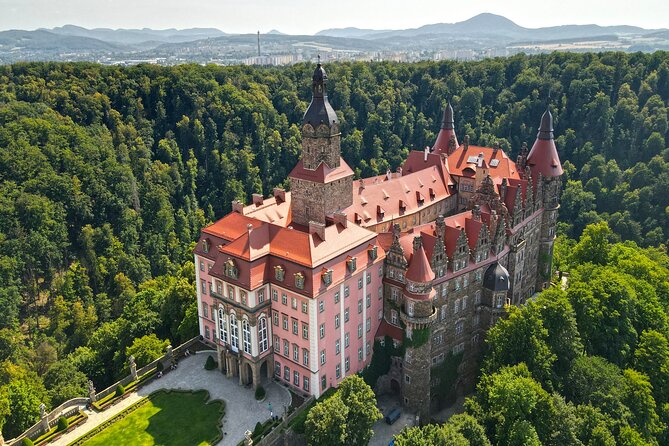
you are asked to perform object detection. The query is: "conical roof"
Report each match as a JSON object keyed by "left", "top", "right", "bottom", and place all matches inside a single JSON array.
[
  {"left": 405, "top": 242, "right": 435, "bottom": 284},
  {"left": 432, "top": 102, "right": 458, "bottom": 154},
  {"left": 302, "top": 62, "right": 339, "bottom": 127},
  {"left": 527, "top": 106, "right": 563, "bottom": 178}
]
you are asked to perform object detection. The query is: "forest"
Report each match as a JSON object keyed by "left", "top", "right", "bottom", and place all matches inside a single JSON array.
[{"left": 0, "top": 51, "right": 668, "bottom": 439}]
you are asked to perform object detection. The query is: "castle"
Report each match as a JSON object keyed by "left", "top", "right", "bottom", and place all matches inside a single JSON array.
[{"left": 194, "top": 63, "right": 562, "bottom": 419}]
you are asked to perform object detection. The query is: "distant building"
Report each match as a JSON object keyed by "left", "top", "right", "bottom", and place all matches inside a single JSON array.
[{"left": 194, "top": 63, "right": 562, "bottom": 418}]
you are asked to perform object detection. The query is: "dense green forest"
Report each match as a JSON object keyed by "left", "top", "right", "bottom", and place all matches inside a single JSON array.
[
  {"left": 0, "top": 52, "right": 668, "bottom": 439},
  {"left": 395, "top": 223, "right": 669, "bottom": 445}
]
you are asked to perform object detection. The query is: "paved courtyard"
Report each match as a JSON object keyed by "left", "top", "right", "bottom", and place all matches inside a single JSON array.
[{"left": 51, "top": 352, "right": 291, "bottom": 446}]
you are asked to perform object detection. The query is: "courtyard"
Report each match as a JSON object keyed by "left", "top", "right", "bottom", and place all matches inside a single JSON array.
[{"left": 53, "top": 352, "right": 291, "bottom": 446}]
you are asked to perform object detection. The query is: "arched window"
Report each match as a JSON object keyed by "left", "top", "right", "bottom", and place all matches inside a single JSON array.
[
  {"left": 218, "top": 308, "right": 228, "bottom": 344},
  {"left": 258, "top": 317, "right": 268, "bottom": 353},
  {"left": 229, "top": 312, "right": 239, "bottom": 352},
  {"left": 242, "top": 319, "right": 252, "bottom": 354}
]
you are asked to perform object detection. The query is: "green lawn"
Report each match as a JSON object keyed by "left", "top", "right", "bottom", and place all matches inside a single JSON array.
[{"left": 80, "top": 390, "right": 224, "bottom": 446}]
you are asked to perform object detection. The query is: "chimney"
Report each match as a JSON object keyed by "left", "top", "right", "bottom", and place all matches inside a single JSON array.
[
  {"left": 463, "top": 135, "right": 470, "bottom": 151},
  {"left": 232, "top": 200, "right": 244, "bottom": 213},
  {"left": 436, "top": 214, "right": 445, "bottom": 236},
  {"left": 472, "top": 204, "right": 481, "bottom": 221},
  {"left": 273, "top": 187, "right": 286, "bottom": 203},
  {"left": 386, "top": 168, "right": 392, "bottom": 181},
  {"left": 477, "top": 152, "right": 484, "bottom": 167},
  {"left": 424, "top": 146, "right": 430, "bottom": 161},
  {"left": 412, "top": 235, "right": 422, "bottom": 253},
  {"left": 333, "top": 211, "right": 348, "bottom": 228},
  {"left": 396, "top": 166, "right": 403, "bottom": 177},
  {"left": 247, "top": 223, "right": 253, "bottom": 234},
  {"left": 252, "top": 193, "right": 263, "bottom": 206},
  {"left": 492, "top": 141, "right": 500, "bottom": 159},
  {"left": 308, "top": 221, "right": 326, "bottom": 241}
]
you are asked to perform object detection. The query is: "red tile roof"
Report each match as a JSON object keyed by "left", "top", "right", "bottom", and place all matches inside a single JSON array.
[
  {"left": 448, "top": 144, "right": 521, "bottom": 184},
  {"left": 527, "top": 138, "right": 563, "bottom": 178},
  {"left": 289, "top": 158, "right": 354, "bottom": 183},
  {"left": 375, "top": 319, "right": 404, "bottom": 342},
  {"left": 405, "top": 242, "right": 435, "bottom": 284},
  {"left": 202, "top": 213, "right": 264, "bottom": 241}
]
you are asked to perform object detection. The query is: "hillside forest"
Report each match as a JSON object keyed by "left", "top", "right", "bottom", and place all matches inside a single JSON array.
[{"left": 0, "top": 52, "right": 668, "bottom": 440}]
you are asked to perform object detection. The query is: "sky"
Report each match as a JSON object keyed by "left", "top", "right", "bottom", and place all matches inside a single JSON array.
[{"left": 0, "top": 0, "right": 667, "bottom": 33}]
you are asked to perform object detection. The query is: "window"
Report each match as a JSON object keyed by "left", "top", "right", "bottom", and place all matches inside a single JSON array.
[
  {"left": 366, "top": 317, "right": 371, "bottom": 332},
  {"left": 336, "top": 364, "right": 341, "bottom": 379},
  {"left": 242, "top": 319, "right": 252, "bottom": 353},
  {"left": 474, "top": 290, "right": 481, "bottom": 305},
  {"left": 345, "top": 357, "right": 350, "bottom": 372},
  {"left": 344, "top": 308, "right": 350, "bottom": 323},
  {"left": 200, "top": 260, "right": 205, "bottom": 271},
  {"left": 273, "top": 311, "right": 279, "bottom": 326},
  {"left": 335, "top": 339, "right": 341, "bottom": 355},
  {"left": 474, "top": 314, "right": 480, "bottom": 326},
  {"left": 454, "top": 299, "right": 461, "bottom": 314},
  {"left": 366, "top": 294, "right": 371, "bottom": 308},
  {"left": 303, "top": 349, "right": 309, "bottom": 366},
  {"left": 258, "top": 317, "right": 268, "bottom": 352},
  {"left": 462, "top": 296, "right": 468, "bottom": 311},
  {"left": 496, "top": 295, "right": 504, "bottom": 308},
  {"left": 407, "top": 301, "right": 414, "bottom": 316},
  {"left": 334, "top": 292, "right": 340, "bottom": 303},
  {"left": 453, "top": 343, "right": 465, "bottom": 354},
  {"left": 322, "top": 269, "right": 333, "bottom": 285},
  {"left": 293, "top": 344, "right": 299, "bottom": 361},
  {"left": 344, "top": 286, "right": 350, "bottom": 298},
  {"left": 319, "top": 300, "right": 324, "bottom": 313},
  {"left": 282, "top": 315, "right": 288, "bottom": 331},
  {"left": 216, "top": 280, "right": 222, "bottom": 295},
  {"left": 335, "top": 314, "right": 340, "bottom": 328},
  {"left": 282, "top": 293, "right": 287, "bottom": 305},
  {"left": 366, "top": 341, "right": 370, "bottom": 356},
  {"left": 275, "top": 361, "right": 281, "bottom": 376},
  {"left": 320, "top": 323, "right": 325, "bottom": 339},
  {"left": 347, "top": 257, "right": 357, "bottom": 272},
  {"left": 272, "top": 289, "right": 278, "bottom": 301},
  {"left": 345, "top": 332, "right": 350, "bottom": 348},
  {"left": 455, "top": 279, "right": 461, "bottom": 291},
  {"left": 464, "top": 275, "right": 469, "bottom": 287},
  {"left": 229, "top": 313, "right": 239, "bottom": 351},
  {"left": 291, "top": 297, "right": 297, "bottom": 310},
  {"left": 358, "top": 278, "right": 363, "bottom": 290},
  {"left": 303, "top": 376, "right": 310, "bottom": 391},
  {"left": 201, "top": 279, "right": 207, "bottom": 295},
  {"left": 366, "top": 272, "right": 372, "bottom": 284},
  {"left": 358, "top": 323, "right": 363, "bottom": 338},
  {"left": 405, "top": 375, "right": 411, "bottom": 383},
  {"left": 204, "top": 325, "right": 210, "bottom": 339},
  {"left": 391, "top": 310, "right": 398, "bottom": 325},
  {"left": 224, "top": 259, "right": 239, "bottom": 279},
  {"left": 433, "top": 333, "right": 443, "bottom": 345},
  {"left": 283, "top": 340, "right": 289, "bottom": 356},
  {"left": 455, "top": 320, "right": 464, "bottom": 335},
  {"left": 240, "top": 290, "right": 247, "bottom": 306},
  {"left": 441, "top": 305, "right": 447, "bottom": 321},
  {"left": 391, "top": 288, "right": 399, "bottom": 301},
  {"left": 441, "top": 285, "right": 447, "bottom": 297},
  {"left": 292, "top": 319, "right": 298, "bottom": 335},
  {"left": 358, "top": 347, "right": 363, "bottom": 361},
  {"left": 275, "top": 265, "right": 285, "bottom": 281},
  {"left": 274, "top": 336, "right": 280, "bottom": 352},
  {"left": 301, "top": 301, "right": 308, "bottom": 314},
  {"left": 219, "top": 309, "right": 228, "bottom": 343},
  {"left": 258, "top": 289, "right": 265, "bottom": 304},
  {"left": 284, "top": 366, "right": 290, "bottom": 381},
  {"left": 378, "top": 309, "right": 383, "bottom": 320},
  {"left": 228, "top": 285, "right": 235, "bottom": 301},
  {"left": 358, "top": 299, "right": 363, "bottom": 314},
  {"left": 302, "top": 323, "right": 309, "bottom": 340},
  {"left": 294, "top": 272, "right": 305, "bottom": 289},
  {"left": 203, "top": 304, "right": 208, "bottom": 318},
  {"left": 320, "top": 350, "right": 326, "bottom": 365},
  {"left": 322, "top": 375, "right": 327, "bottom": 390},
  {"left": 378, "top": 286, "right": 383, "bottom": 299}
]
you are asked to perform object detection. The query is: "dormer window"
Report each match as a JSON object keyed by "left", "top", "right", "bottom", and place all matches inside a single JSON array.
[
  {"left": 368, "top": 246, "right": 378, "bottom": 261},
  {"left": 224, "top": 259, "right": 239, "bottom": 279},
  {"left": 295, "top": 272, "right": 305, "bottom": 289},
  {"left": 347, "top": 256, "right": 357, "bottom": 273},
  {"left": 322, "top": 269, "right": 333, "bottom": 286},
  {"left": 274, "top": 265, "right": 285, "bottom": 282},
  {"left": 202, "top": 239, "right": 210, "bottom": 253}
]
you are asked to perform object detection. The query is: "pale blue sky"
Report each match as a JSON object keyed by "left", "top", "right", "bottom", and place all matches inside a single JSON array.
[{"left": 0, "top": 0, "right": 667, "bottom": 33}]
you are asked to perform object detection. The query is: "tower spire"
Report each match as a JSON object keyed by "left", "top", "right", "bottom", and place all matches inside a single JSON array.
[
  {"left": 527, "top": 104, "right": 562, "bottom": 178},
  {"left": 432, "top": 101, "right": 458, "bottom": 155}
]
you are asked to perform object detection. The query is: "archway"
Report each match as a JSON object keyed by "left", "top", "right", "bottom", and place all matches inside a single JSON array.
[
  {"left": 259, "top": 360, "right": 269, "bottom": 381},
  {"left": 245, "top": 363, "right": 254, "bottom": 386},
  {"left": 390, "top": 379, "right": 400, "bottom": 394}
]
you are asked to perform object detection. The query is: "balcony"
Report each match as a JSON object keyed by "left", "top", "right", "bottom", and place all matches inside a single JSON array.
[{"left": 400, "top": 306, "right": 438, "bottom": 328}]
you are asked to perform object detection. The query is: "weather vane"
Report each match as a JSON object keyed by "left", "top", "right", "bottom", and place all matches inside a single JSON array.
[{"left": 317, "top": 54, "right": 321, "bottom": 64}]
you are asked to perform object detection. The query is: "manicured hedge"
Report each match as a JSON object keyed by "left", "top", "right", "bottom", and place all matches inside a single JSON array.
[{"left": 92, "top": 369, "right": 157, "bottom": 411}]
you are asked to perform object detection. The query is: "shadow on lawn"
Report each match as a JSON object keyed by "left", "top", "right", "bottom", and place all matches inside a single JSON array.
[{"left": 145, "top": 389, "right": 225, "bottom": 446}]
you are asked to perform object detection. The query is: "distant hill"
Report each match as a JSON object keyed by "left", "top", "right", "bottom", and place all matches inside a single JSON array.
[
  {"left": 317, "top": 13, "right": 662, "bottom": 42},
  {"left": 0, "top": 29, "right": 122, "bottom": 51},
  {"left": 45, "top": 25, "right": 226, "bottom": 45},
  {"left": 267, "top": 30, "right": 285, "bottom": 35}
]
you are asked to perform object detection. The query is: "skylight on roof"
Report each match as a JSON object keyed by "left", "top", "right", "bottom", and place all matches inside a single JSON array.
[
  {"left": 490, "top": 159, "right": 500, "bottom": 167},
  {"left": 467, "top": 155, "right": 479, "bottom": 163}
]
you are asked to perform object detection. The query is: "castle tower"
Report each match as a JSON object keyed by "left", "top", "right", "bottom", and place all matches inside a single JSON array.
[
  {"left": 400, "top": 236, "right": 438, "bottom": 422},
  {"left": 432, "top": 102, "right": 458, "bottom": 156},
  {"left": 289, "top": 62, "right": 354, "bottom": 226},
  {"left": 527, "top": 106, "right": 563, "bottom": 289},
  {"left": 481, "top": 262, "right": 510, "bottom": 328}
]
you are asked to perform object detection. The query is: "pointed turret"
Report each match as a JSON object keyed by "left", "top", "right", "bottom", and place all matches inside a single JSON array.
[
  {"left": 405, "top": 237, "right": 435, "bottom": 288},
  {"left": 527, "top": 106, "right": 563, "bottom": 178},
  {"left": 302, "top": 61, "right": 338, "bottom": 127},
  {"left": 432, "top": 102, "right": 459, "bottom": 155}
]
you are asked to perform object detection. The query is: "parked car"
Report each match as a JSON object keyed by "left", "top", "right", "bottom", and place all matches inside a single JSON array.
[
  {"left": 385, "top": 408, "right": 401, "bottom": 425},
  {"left": 388, "top": 439, "right": 396, "bottom": 446}
]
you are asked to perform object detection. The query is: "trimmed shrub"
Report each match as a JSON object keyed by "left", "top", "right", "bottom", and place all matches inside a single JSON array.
[
  {"left": 115, "top": 384, "right": 126, "bottom": 397},
  {"left": 204, "top": 355, "right": 217, "bottom": 370},
  {"left": 156, "top": 361, "right": 164, "bottom": 372},
  {"left": 57, "top": 416, "right": 69, "bottom": 431},
  {"left": 22, "top": 438, "right": 34, "bottom": 446},
  {"left": 253, "top": 421, "right": 263, "bottom": 437},
  {"left": 254, "top": 385, "right": 266, "bottom": 401}
]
